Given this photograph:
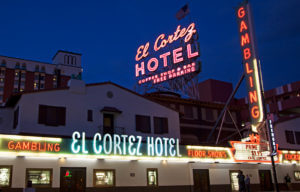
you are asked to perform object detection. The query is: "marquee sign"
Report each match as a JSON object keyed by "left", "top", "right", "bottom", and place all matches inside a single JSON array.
[
  {"left": 135, "top": 23, "right": 200, "bottom": 85},
  {"left": 236, "top": 1, "right": 263, "bottom": 132},
  {"left": 230, "top": 134, "right": 279, "bottom": 163}
]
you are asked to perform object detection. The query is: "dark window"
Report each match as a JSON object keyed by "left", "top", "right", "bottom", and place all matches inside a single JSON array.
[
  {"left": 184, "top": 105, "right": 193, "bottom": 118},
  {"left": 35, "top": 65, "right": 39, "bottom": 72},
  {"left": 87, "top": 110, "right": 93, "bottom": 122},
  {"left": 206, "top": 108, "right": 214, "bottom": 121},
  {"left": 283, "top": 95, "right": 290, "bottom": 100},
  {"left": 295, "top": 131, "right": 300, "bottom": 145},
  {"left": 154, "top": 117, "right": 168, "bottom": 134},
  {"left": 285, "top": 130, "right": 295, "bottom": 144},
  {"left": 0, "top": 69, "right": 5, "bottom": 76},
  {"left": 38, "top": 105, "right": 66, "bottom": 126},
  {"left": 13, "top": 107, "right": 19, "bottom": 129},
  {"left": 72, "top": 56, "right": 76, "bottom": 65},
  {"left": 136, "top": 115, "right": 151, "bottom": 133}
]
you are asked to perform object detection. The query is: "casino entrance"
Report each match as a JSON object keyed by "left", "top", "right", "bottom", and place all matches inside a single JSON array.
[
  {"left": 193, "top": 169, "right": 210, "bottom": 192},
  {"left": 60, "top": 167, "right": 86, "bottom": 192},
  {"left": 259, "top": 170, "right": 273, "bottom": 191}
]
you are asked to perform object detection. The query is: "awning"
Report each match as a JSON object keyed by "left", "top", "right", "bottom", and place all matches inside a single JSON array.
[{"left": 100, "top": 106, "right": 122, "bottom": 114}]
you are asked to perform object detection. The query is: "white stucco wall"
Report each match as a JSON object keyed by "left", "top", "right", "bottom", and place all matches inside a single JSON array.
[
  {"left": 0, "top": 107, "right": 14, "bottom": 133},
  {"left": 275, "top": 117, "right": 300, "bottom": 150},
  {"left": 15, "top": 82, "right": 180, "bottom": 139},
  {"left": 0, "top": 156, "right": 190, "bottom": 188},
  {"left": 1, "top": 156, "right": 299, "bottom": 188}
]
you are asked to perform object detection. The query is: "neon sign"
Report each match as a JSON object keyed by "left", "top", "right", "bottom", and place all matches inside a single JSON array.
[
  {"left": 71, "top": 131, "right": 182, "bottom": 157},
  {"left": 7, "top": 141, "right": 60, "bottom": 152},
  {"left": 230, "top": 134, "right": 279, "bottom": 163},
  {"left": 281, "top": 151, "right": 300, "bottom": 164},
  {"left": 135, "top": 23, "right": 200, "bottom": 85},
  {"left": 64, "top": 170, "right": 72, "bottom": 178},
  {"left": 0, "top": 133, "right": 294, "bottom": 164},
  {"left": 236, "top": 1, "right": 263, "bottom": 132}
]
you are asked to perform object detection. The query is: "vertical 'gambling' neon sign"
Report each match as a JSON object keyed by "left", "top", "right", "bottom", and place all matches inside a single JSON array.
[{"left": 236, "top": 1, "right": 263, "bottom": 132}]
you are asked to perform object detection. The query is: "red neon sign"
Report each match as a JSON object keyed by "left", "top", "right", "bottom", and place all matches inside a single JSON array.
[
  {"left": 187, "top": 149, "right": 228, "bottom": 159},
  {"left": 236, "top": 1, "right": 263, "bottom": 132},
  {"left": 135, "top": 23, "right": 200, "bottom": 85},
  {"left": 230, "top": 134, "right": 280, "bottom": 163},
  {"left": 7, "top": 141, "right": 61, "bottom": 152}
]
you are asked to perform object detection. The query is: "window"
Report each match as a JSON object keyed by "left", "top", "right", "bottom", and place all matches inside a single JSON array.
[
  {"left": 34, "top": 74, "right": 39, "bottom": 80},
  {"left": 1, "top": 60, "right": 6, "bottom": 66},
  {"left": 40, "top": 75, "right": 45, "bottom": 81},
  {"left": 0, "top": 69, "right": 5, "bottom": 76},
  {"left": 13, "top": 107, "right": 19, "bottom": 129},
  {"left": 229, "top": 170, "right": 239, "bottom": 192},
  {"left": 0, "top": 166, "right": 12, "bottom": 187},
  {"left": 38, "top": 105, "right": 66, "bottom": 126},
  {"left": 295, "top": 131, "right": 300, "bottom": 145},
  {"left": 26, "top": 169, "right": 52, "bottom": 187},
  {"left": 136, "top": 115, "right": 151, "bottom": 133},
  {"left": 206, "top": 108, "right": 214, "bottom": 121},
  {"left": 147, "top": 168, "right": 158, "bottom": 187},
  {"left": 294, "top": 171, "right": 300, "bottom": 181},
  {"left": 0, "top": 87, "right": 3, "bottom": 91},
  {"left": 93, "top": 169, "right": 115, "bottom": 187},
  {"left": 15, "top": 63, "right": 20, "bottom": 69},
  {"left": 72, "top": 56, "right": 76, "bottom": 65},
  {"left": 64, "top": 55, "right": 68, "bottom": 64},
  {"left": 184, "top": 105, "right": 193, "bottom": 118},
  {"left": 154, "top": 117, "right": 168, "bottom": 134},
  {"left": 21, "top": 72, "right": 26, "bottom": 78},
  {"left": 285, "top": 130, "right": 295, "bottom": 144},
  {"left": 87, "top": 110, "right": 93, "bottom": 122}
]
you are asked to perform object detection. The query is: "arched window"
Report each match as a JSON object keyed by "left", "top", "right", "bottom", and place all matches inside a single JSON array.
[
  {"left": 72, "top": 56, "right": 76, "bottom": 65},
  {"left": 68, "top": 55, "right": 72, "bottom": 65},
  {"left": 64, "top": 55, "right": 68, "bottom": 64}
]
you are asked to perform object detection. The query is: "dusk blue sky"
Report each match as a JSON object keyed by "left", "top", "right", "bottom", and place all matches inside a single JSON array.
[{"left": 0, "top": 0, "right": 299, "bottom": 98}]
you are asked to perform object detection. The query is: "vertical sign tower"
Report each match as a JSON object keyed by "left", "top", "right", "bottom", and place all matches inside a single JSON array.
[
  {"left": 236, "top": 1, "right": 279, "bottom": 191},
  {"left": 236, "top": 1, "right": 263, "bottom": 134}
]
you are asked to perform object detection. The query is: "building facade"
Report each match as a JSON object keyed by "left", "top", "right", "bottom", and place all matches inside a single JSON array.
[
  {"left": 0, "top": 79, "right": 300, "bottom": 192},
  {"left": 0, "top": 50, "right": 82, "bottom": 104}
]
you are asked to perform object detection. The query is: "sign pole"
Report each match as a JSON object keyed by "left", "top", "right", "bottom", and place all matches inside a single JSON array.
[{"left": 258, "top": 62, "right": 280, "bottom": 192}]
